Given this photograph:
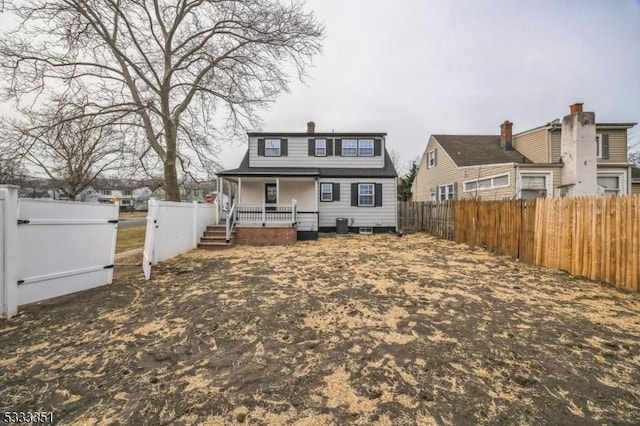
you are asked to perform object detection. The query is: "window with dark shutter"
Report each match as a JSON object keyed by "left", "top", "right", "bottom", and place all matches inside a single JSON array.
[
  {"left": 350, "top": 183, "right": 358, "bottom": 206},
  {"left": 374, "top": 139, "right": 382, "bottom": 156},
  {"left": 332, "top": 183, "right": 340, "bottom": 201},
  {"left": 320, "top": 182, "right": 333, "bottom": 201},
  {"left": 374, "top": 183, "right": 383, "bottom": 206}
]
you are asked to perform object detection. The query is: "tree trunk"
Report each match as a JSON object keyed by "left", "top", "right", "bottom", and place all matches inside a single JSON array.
[{"left": 163, "top": 122, "right": 181, "bottom": 202}]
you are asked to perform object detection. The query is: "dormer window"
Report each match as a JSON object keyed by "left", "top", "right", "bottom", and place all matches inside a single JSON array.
[
  {"left": 342, "top": 139, "right": 357, "bottom": 156},
  {"left": 265, "top": 139, "right": 281, "bottom": 156},
  {"left": 315, "top": 139, "right": 326, "bottom": 156},
  {"left": 358, "top": 139, "right": 374, "bottom": 156}
]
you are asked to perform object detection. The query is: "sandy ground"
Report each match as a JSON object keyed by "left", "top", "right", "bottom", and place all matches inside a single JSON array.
[{"left": 1, "top": 233, "right": 639, "bottom": 425}]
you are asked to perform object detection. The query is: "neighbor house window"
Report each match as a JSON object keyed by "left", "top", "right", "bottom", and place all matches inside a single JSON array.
[
  {"left": 520, "top": 174, "right": 549, "bottom": 199},
  {"left": 438, "top": 184, "right": 455, "bottom": 200},
  {"left": 597, "top": 175, "right": 620, "bottom": 196},
  {"left": 358, "top": 183, "right": 374, "bottom": 206},
  {"left": 265, "top": 139, "right": 281, "bottom": 156},
  {"left": 427, "top": 150, "right": 437, "bottom": 168},
  {"left": 342, "top": 139, "right": 357, "bottom": 156},
  {"left": 315, "top": 139, "right": 326, "bottom": 156},
  {"left": 463, "top": 174, "right": 510, "bottom": 192},
  {"left": 596, "top": 134, "right": 602, "bottom": 159},
  {"left": 320, "top": 183, "right": 332, "bottom": 201},
  {"left": 358, "top": 139, "right": 374, "bottom": 156},
  {"left": 122, "top": 190, "right": 132, "bottom": 196},
  {"left": 101, "top": 190, "right": 111, "bottom": 196},
  {"left": 120, "top": 199, "right": 131, "bottom": 206}
]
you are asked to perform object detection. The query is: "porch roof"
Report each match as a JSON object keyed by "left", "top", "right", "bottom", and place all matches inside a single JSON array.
[{"left": 218, "top": 151, "right": 398, "bottom": 178}]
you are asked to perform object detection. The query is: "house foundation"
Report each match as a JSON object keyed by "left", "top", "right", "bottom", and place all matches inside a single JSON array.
[{"left": 235, "top": 226, "right": 297, "bottom": 246}]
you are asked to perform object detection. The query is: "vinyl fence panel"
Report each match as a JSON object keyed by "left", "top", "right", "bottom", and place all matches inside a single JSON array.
[{"left": 143, "top": 200, "right": 217, "bottom": 280}]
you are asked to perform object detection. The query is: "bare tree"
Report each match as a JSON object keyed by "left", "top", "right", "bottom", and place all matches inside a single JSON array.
[
  {"left": 0, "top": 0, "right": 324, "bottom": 201},
  {"left": 388, "top": 148, "right": 404, "bottom": 175},
  {"left": 1, "top": 100, "right": 127, "bottom": 200}
]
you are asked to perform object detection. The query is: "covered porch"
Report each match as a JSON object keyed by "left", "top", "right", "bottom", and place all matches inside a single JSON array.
[{"left": 216, "top": 173, "right": 319, "bottom": 243}]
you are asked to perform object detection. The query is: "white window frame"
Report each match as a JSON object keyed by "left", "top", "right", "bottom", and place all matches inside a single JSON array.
[
  {"left": 463, "top": 173, "right": 511, "bottom": 192},
  {"left": 358, "top": 183, "right": 374, "bottom": 206},
  {"left": 101, "top": 189, "right": 111, "bottom": 196},
  {"left": 438, "top": 183, "right": 455, "bottom": 201},
  {"left": 358, "top": 139, "right": 374, "bottom": 156},
  {"left": 315, "top": 139, "right": 326, "bottom": 157},
  {"left": 265, "top": 139, "right": 281, "bottom": 157},
  {"left": 595, "top": 134, "right": 602, "bottom": 159},
  {"left": 342, "top": 139, "right": 358, "bottom": 156},
  {"left": 320, "top": 182, "right": 332, "bottom": 201},
  {"left": 122, "top": 190, "right": 132, "bottom": 196},
  {"left": 597, "top": 172, "right": 625, "bottom": 196},
  {"left": 517, "top": 171, "right": 553, "bottom": 199},
  {"left": 427, "top": 150, "right": 436, "bottom": 168}
]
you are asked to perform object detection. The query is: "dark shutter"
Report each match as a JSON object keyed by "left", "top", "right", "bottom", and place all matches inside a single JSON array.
[
  {"left": 308, "top": 139, "right": 314, "bottom": 156},
  {"left": 434, "top": 148, "right": 438, "bottom": 166},
  {"left": 374, "top": 139, "right": 382, "bottom": 156},
  {"left": 335, "top": 139, "right": 342, "bottom": 156},
  {"left": 327, "top": 139, "right": 334, "bottom": 156},
  {"left": 258, "top": 139, "right": 265, "bottom": 156},
  {"left": 602, "top": 134, "right": 609, "bottom": 159},
  {"left": 333, "top": 183, "right": 340, "bottom": 201},
  {"left": 281, "top": 139, "right": 288, "bottom": 156},
  {"left": 351, "top": 183, "right": 358, "bottom": 206},
  {"left": 375, "top": 183, "right": 383, "bottom": 206}
]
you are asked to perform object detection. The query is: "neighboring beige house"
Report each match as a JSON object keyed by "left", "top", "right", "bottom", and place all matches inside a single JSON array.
[
  {"left": 412, "top": 103, "right": 636, "bottom": 201},
  {"left": 632, "top": 167, "right": 640, "bottom": 194}
]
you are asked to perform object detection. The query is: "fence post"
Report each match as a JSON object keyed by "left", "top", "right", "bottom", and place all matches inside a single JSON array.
[
  {"left": 0, "top": 185, "right": 19, "bottom": 318},
  {"left": 192, "top": 201, "right": 199, "bottom": 249}
]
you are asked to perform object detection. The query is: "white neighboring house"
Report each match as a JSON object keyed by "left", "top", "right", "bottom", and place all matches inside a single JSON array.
[{"left": 217, "top": 121, "right": 399, "bottom": 240}]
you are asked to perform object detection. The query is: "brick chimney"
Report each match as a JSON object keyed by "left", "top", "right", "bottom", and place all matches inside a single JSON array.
[
  {"left": 500, "top": 120, "right": 513, "bottom": 150},
  {"left": 307, "top": 121, "right": 315, "bottom": 134},
  {"left": 569, "top": 103, "right": 583, "bottom": 114}
]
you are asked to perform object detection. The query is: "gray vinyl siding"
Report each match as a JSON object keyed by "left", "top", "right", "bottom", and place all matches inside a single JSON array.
[
  {"left": 318, "top": 178, "right": 396, "bottom": 228},
  {"left": 249, "top": 136, "right": 385, "bottom": 168},
  {"left": 297, "top": 212, "right": 317, "bottom": 231}
]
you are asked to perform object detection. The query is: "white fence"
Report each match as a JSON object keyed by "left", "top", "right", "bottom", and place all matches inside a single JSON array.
[
  {"left": 143, "top": 199, "right": 217, "bottom": 280},
  {"left": 1, "top": 185, "right": 118, "bottom": 318}
]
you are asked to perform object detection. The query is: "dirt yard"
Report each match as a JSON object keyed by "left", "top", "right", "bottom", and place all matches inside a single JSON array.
[{"left": 1, "top": 234, "right": 639, "bottom": 425}]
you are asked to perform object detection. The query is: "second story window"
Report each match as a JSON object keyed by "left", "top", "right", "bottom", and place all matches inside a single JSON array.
[
  {"left": 265, "top": 139, "right": 281, "bottom": 156},
  {"left": 427, "top": 149, "right": 437, "bottom": 168},
  {"left": 101, "top": 189, "right": 111, "bottom": 196},
  {"left": 122, "top": 190, "right": 132, "bottom": 196},
  {"left": 342, "top": 139, "right": 357, "bottom": 156},
  {"left": 315, "top": 139, "right": 326, "bottom": 156},
  {"left": 358, "top": 140, "right": 374, "bottom": 156}
]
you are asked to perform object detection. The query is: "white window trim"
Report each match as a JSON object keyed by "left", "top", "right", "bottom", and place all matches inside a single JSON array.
[
  {"left": 427, "top": 150, "right": 436, "bottom": 168},
  {"left": 438, "top": 183, "right": 455, "bottom": 201},
  {"left": 265, "top": 139, "right": 281, "bottom": 157},
  {"left": 517, "top": 171, "right": 553, "bottom": 199},
  {"left": 358, "top": 183, "right": 375, "bottom": 206},
  {"left": 595, "top": 134, "right": 602, "bottom": 159},
  {"left": 358, "top": 139, "right": 374, "bottom": 156},
  {"left": 342, "top": 139, "right": 358, "bottom": 156},
  {"left": 463, "top": 173, "right": 511, "bottom": 192},
  {"left": 320, "top": 182, "right": 332, "bottom": 201},
  {"left": 315, "top": 139, "right": 326, "bottom": 157},
  {"left": 597, "top": 172, "right": 626, "bottom": 196}
]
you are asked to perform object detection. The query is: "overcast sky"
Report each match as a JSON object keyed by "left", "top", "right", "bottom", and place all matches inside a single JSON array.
[
  {"left": 232, "top": 0, "right": 640, "bottom": 173},
  {"left": 1, "top": 1, "right": 638, "bottom": 176}
]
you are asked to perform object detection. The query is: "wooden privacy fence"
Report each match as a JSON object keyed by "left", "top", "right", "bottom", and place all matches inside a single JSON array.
[
  {"left": 453, "top": 195, "right": 640, "bottom": 291},
  {"left": 398, "top": 200, "right": 454, "bottom": 240}
]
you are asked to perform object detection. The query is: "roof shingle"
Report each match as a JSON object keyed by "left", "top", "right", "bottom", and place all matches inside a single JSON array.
[{"left": 433, "top": 135, "right": 532, "bottom": 167}]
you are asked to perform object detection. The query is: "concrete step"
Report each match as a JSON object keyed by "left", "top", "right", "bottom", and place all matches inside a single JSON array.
[{"left": 198, "top": 240, "right": 235, "bottom": 250}]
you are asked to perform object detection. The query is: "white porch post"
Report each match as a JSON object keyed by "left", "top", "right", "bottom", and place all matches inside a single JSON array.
[
  {"left": 314, "top": 178, "right": 319, "bottom": 232},
  {"left": 237, "top": 177, "right": 242, "bottom": 204},
  {"left": 276, "top": 177, "right": 280, "bottom": 204}
]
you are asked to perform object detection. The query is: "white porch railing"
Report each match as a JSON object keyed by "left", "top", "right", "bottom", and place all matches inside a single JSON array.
[{"left": 234, "top": 200, "right": 297, "bottom": 226}]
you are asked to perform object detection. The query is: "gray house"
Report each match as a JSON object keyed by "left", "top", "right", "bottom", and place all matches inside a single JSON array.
[{"left": 217, "top": 122, "right": 398, "bottom": 242}]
